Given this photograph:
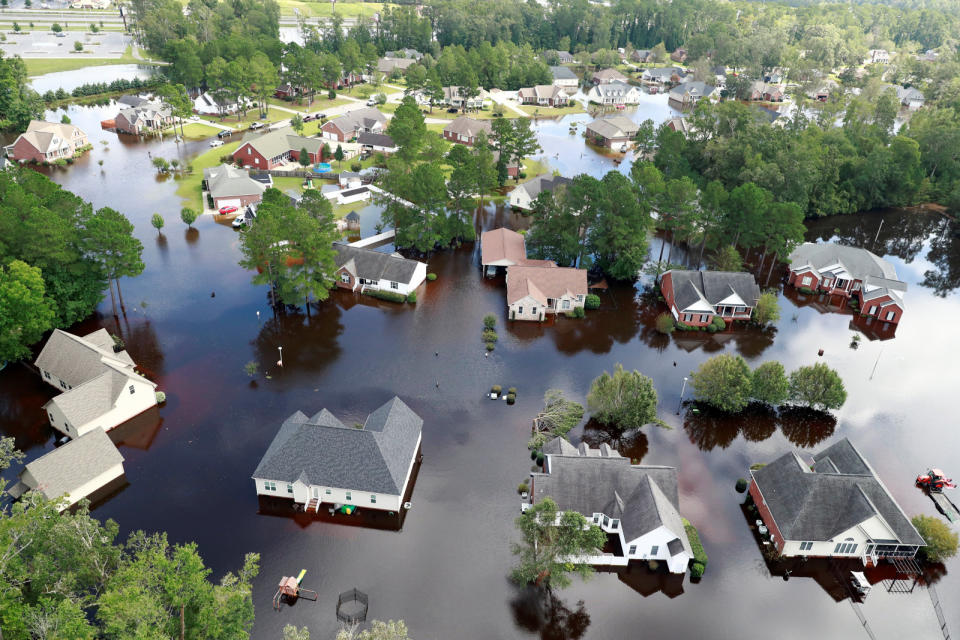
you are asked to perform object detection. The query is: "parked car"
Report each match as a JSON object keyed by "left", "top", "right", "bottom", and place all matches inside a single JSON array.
[
  {"left": 232, "top": 213, "right": 248, "bottom": 228},
  {"left": 366, "top": 98, "right": 378, "bottom": 106},
  {"left": 303, "top": 114, "right": 315, "bottom": 122},
  {"left": 54, "top": 32, "right": 67, "bottom": 38},
  {"left": 218, "top": 205, "right": 239, "bottom": 215},
  {"left": 209, "top": 139, "right": 224, "bottom": 148},
  {"left": 447, "top": 107, "right": 459, "bottom": 113},
  {"left": 217, "top": 130, "right": 232, "bottom": 139},
  {"left": 249, "top": 121, "right": 264, "bottom": 130},
  {"left": 316, "top": 113, "right": 326, "bottom": 120}
]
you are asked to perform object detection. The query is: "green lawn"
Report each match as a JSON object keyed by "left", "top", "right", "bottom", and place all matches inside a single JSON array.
[
  {"left": 197, "top": 108, "right": 288, "bottom": 130},
  {"left": 24, "top": 46, "right": 155, "bottom": 75},
  {"left": 274, "top": 0, "right": 390, "bottom": 17},
  {"left": 518, "top": 158, "right": 549, "bottom": 183},
  {"left": 516, "top": 103, "right": 584, "bottom": 118},
  {"left": 179, "top": 122, "right": 220, "bottom": 140},
  {"left": 421, "top": 107, "right": 505, "bottom": 121},
  {"left": 176, "top": 140, "right": 241, "bottom": 209},
  {"left": 334, "top": 85, "right": 378, "bottom": 100}
]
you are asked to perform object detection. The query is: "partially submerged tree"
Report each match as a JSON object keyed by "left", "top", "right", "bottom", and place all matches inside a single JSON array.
[
  {"left": 586, "top": 364, "right": 660, "bottom": 432},
  {"left": 912, "top": 515, "right": 959, "bottom": 563},
  {"left": 511, "top": 497, "right": 606, "bottom": 593},
  {"left": 788, "top": 363, "right": 847, "bottom": 410},
  {"left": 530, "top": 389, "right": 584, "bottom": 449},
  {"left": 690, "top": 354, "right": 753, "bottom": 412},
  {"left": 0, "top": 260, "right": 55, "bottom": 363},
  {"left": 151, "top": 213, "right": 165, "bottom": 235},
  {"left": 180, "top": 207, "right": 198, "bottom": 228},
  {"left": 753, "top": 291, "right": 781, "bottom": 326},
  {"left": 751, "top": 361, "right": 789, "bottom": 406}
]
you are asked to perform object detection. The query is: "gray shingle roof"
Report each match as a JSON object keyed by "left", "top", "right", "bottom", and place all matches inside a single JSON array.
[
  {"left": 668, "top": 81, "right": 716, "bottom": 100},
  {"left": 531, "top": 439, "right": 691, "bottom": 553},
  {"left": 789, "top": 243, "right": 904, "bottom": 288},
  {"left": 515, "top": 174, "right": 572, "bottom": 201},
  {"left": 585, "top": 115, "right": 639, "bottom": 140},
  {"left": 35, "top": 329, "right": 135, "bottom": 387},
  {"left": 667, "top": 270, "right": 761, "bottom": 312},
  {"left": 550, "top": 66, "right": 578, "bottom": 81},
  {"left": 325, "top": 108, "right": 387, "bottom": 137},
  {"left": 252, "top": 397, "right": 422, "bottom": 495},
  {"left": 357, "top": 132, "right": 395, "bottom": 148},
  {"left": 203, "top": 164, "right": 267, "bottom": 200},
  {"left": 239, "top": 127, "right": 324, "bottom": 160},
  {"left": 443, "top": 116, "right": 492, "bottom": 139},
  {"left": 751, "top": 438, "right": 924, "bottom": 546},
  {"left": 22, "top": 428, "right": 124, "bottom": 502},
  {"left": 334, "top": 244, "right": 423, "bottom": 285}
]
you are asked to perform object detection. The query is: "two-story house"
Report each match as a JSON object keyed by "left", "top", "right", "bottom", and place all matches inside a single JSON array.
[{"left": 660, "top": 270, "right": 761, "bottom": 327}]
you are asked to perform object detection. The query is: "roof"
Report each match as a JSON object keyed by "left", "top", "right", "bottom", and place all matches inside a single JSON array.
[
  {"left": 589, "top": 82, "right": 638, "bottom": 99},
  {"left": 357, "top": 132, "right": 395, "bottom": 148},
  {"left": 586, "top": 115, "right": 639, "bottom": 139},
  {"left": 643, "top": 67, "right": 684, "bottom": 79},
  {"left": 443, "top": 116, "right": 492, "bottom": 139},
  {"left": 35, "top": 328, "right": 135, "bottom": 387},
  {"left": 385, "top": 48, "right": 421, "bottom": 59},
  {"left": 669, "top": 81, "right": 716, "bottom": 100},
  {"left": 117, "top": 95, "right": 150, "bottom": 107},
  {"left": 531, "top": 438, "right": 691, "bottom": 551},
  {"left": 238, "top": 126, "right": 324, "bottom": 159},
  {"left": 751, "top": 438, "right": 925, "bottom": 546},
  {"left": 203, "top": 164, "right": 267, "bottom": 199},
  {"left": 377, "top": 57, "right": 416, "bottom": 73},
  {"left": 345, "top": 210, "right": 361, "bottom": 221},
  {"left": 550, "top": 66, "right": 578, "bottom": 81},
  {"left": 594, "top": 68, "right": 628, "bottom": 83},
  {"left": 481, "top": 228, "right": 527, "bottom": 266},
  {"left": 514, "top": 174, "right": 572, "bottom": 201},
  {"left": 22, "top": 428, "right": 123, "bottom": 502},
  {"left": 15, "top": 120, "right": 87, "bottom": 153},
  {"left": 117, "top": 100, "right": 171, "bottom": 124},
  {"left": 252, "top": 397, "right": 423, "bottom": 495},
  {"left": 518, "top": 85, "right": 569, "bottom": 101},
  {"left": 334, "top": 243, "right": 423, "bottom": 284},
  {"left": 788, "top": 243, "right": 904, "bottom": 286},
  {"left": 666, "top": 270, "right": 761, "bottom": 312},
  {"left": 324, "top": 108, "right": 387, "bottom": 135},
  {"left": 506, "top": 265, "right": 587, "bottom": 305}
]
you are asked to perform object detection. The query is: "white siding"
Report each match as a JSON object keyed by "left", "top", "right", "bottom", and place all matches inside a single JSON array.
[
  {"left": 508, "top": 186, "right": 534, "bottom": 210},
  {"left": 23, "top": 462, "right": 125, "bottom": 510},
  {"left": 624, "top": 525, "right": 692, "bottom": 574},
  {"left": 74, "top": 377, "right": 157, "bottom": 437},
  {"left": 254, "top": 477, "right": 403, "bottom": 512}
]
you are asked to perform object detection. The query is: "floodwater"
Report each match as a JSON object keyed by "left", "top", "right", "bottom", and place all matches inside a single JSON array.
[
  {"left": 28, "top": 64, "right": 159, "bottom": 93},
  {"left": 1, "top": 101, "right": 959, "bottom": 640}
]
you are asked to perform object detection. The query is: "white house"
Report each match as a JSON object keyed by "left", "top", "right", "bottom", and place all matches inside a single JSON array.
[
  {"left": 11, "top": 428, "right": 124, "bottom": 511},
  {"left": 587, "top": 82, "right": 643, "bottom": 105},
  {"left": 524, "top": 437, "right": 694, "bottom": 574},
  {"left": 750, "top": 438, "right": 925, "bottom": 565},
  {"left": 193, "top": 91, "right": 243, "bottom": 115},
  {"left": 333, "top": 244, "right": 427, "bottom": 295},
  {"left": 252, "top": 397, "right": 423, "bottom": 514},
  {"left": 506, "top": 265, "right": 587, "bottom": 320},
  {"left": 508, "top": 174, "right": 572, "bottom": 210},
  {"left": 550, "top": 65, "right": 579, "bottom": 89},
  {"left": 34, "top": 329, "right": 158, "bottom": 440}
]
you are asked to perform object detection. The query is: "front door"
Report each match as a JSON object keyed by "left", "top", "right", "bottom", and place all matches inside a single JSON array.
[{"left": 312, "top": 487, "right": 320, "bottom": 499}]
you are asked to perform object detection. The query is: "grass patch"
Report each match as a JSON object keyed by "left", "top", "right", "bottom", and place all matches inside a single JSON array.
[
  {"left": 197, "top": 108, "right": 288, "bottom": 130},
  {"left": 24, "top": 45, "right": 153, "bottom": 75},
  {"left": 420, "top": 108, "right": 501, "bottom": 121},
  {"left": 516, "top": 103, "right": 584, "bottom": 118},
  {"left": 175, "top": 140, "right": 242, "bottom": 209},
  {"left": 178, "top": 122, "right": 220, "bottom": 140}
]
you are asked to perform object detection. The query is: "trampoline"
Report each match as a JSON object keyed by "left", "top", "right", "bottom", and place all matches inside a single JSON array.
[
  {"left": 313, "top": 163, "right": 333, "bottom": 174},
  {"left": 336, "top": 588, "right": 369, "bottom": 624}
]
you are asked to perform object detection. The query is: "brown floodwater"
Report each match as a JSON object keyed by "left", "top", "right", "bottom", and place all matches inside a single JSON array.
[{"left": 1, "top": 102, "right": 959, "bottom": 639}]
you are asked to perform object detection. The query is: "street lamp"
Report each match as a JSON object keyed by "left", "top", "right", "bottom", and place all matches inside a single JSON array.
[
  {"left": 278, "top": 346, "right": 283, "bottom": 367},
  {"left": 676, "top": 377, "right": 689, "bottom": 415}
]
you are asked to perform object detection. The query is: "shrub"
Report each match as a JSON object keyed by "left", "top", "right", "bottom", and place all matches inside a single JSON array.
[
  {"left": 518, "top": 482, "right": 529, "bottom": 495},
  {"left": 535, "top": 452, "right": 544, "bottom": 466},
  {"left": 735, "top": 478, "right": 748, "bottom": 493},
  {"left": 426, "top": 273, "right": 437, "bottom": 281},
  {"left": 483, "top": 313, "right": 497, "bottom": 329},
  {"left": 327, "top": 89, "right": 336, "bottom": 100},
  {"left": 707, "top": 323, "right": 718, "bottom": 333},
  {"left": 753, "top": 291, "right": 781, "bottom": 326},
  {"left": 485, "top": 342, "right": 495, "bottom": 351},
  {"left": 587, "top": 364, "right": 659, "bottom": 432},
  {"left": 506, "top": 393, "right": 516, "bottom": 405},
  {"left": 572, "top": 306, "right": 585, "bottom": 318},
  {"left": 350, "top": 161, "right": 362, "bottom": 172},
  {"left": 363, "top": 289, "right": 406, "bottom": 303},
  {"left": 676, "top": 321, "right": 693, "bottom": 331},
  {"left": 508, "top": 387, "right": 517, "bottom": 395},
  {"left": 482, "top": 329, "right": 498, "bottom": 342},
  {"left": 243, "top": 360, "right": 258, "bottom": 377},
  {"left": 710, "top": 316, "right": 726, "bottom": 331},
  {"left": 683, "top": 518, "right": 708, "bottom": 578},
  {"left": 584, "top": 294, "right": 601, "bottom": 309},
  {"left": 788, "top": 363, "right": 846, "bottom": 410},
  {"left": 406, "top": 292, "right": 417, "bottom": 303},
  {"left": 491, "top": 385, "right": 502, "bottom": 394},
  {"left": 155, "top": 391, "right": 167, "bottom": 404}
]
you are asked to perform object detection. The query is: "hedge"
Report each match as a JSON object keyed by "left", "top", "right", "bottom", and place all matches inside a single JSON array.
[
  {"left": 584, "top": 294, "right": 601, "bottom": 310},
  {"left": 364, "top": 289, "right": 407, "bottom": 303},
  {"left": 683, "top": 518, "right": 708, "bottom": 578}
]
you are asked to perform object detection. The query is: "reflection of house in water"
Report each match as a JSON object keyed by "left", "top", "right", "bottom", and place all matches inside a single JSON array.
[
  {"left": 108, "top": 405, "right": 164, "bottom": 450},
  {"left": 783, "top": 287, "right": 898, "bottom": 341},
  {"left": 606, "top": 563, "right": 686, "bottom": 598}
]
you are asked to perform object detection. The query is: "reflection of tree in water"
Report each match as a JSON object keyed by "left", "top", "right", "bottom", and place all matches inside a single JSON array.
[
  {"left": 550, "top": 285, "right": 642, "bottom": 355},
  {"left": 683, "top": 403, "right": 778, "bottom": 451},
  {"left": 252, "top": 304, "right": 343, "bottom": 374},
  {"left": 580, "top": 419, "right": 649, "bottom": 462},
  {"left": 777, "top": 406, "right": 836, "bottom": 448},
  {"left": 509, "top": 586, "right": 590, "bottom": 640},
  {"left": 921, "top": 217, "right": 960, "bottom": 297},
  {"left": 117, "top": 317, "right": 165, "bottom": 381}
]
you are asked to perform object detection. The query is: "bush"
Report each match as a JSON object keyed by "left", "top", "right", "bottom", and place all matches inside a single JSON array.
[
  {"left": 518, "top": 482, "right": 529, "bottom": 495},
  {"left": 491, "top": 385, "right": 502, "bottom": 394},
  {"left": 350, "top": 161, "right": 362, "bottom": 172},
  {"left": 506, "top": 393, "right": 516, "bottom": 404},
  {"left": 363, "top": 289, "right": 407, "bottom": 303},
  {"left": 753, "top": 291, "right": 781, "bottom": 326},
  {"left": 406, "top": 292, "right": 417, "bottom": 303},
  {"left": 655, "top": 312, "right": 675, "bottom": 334},
  {"left": 485, "top": 342, "right": 495, "bottom": 351},
  {"left": 327, "top": 89, "right": 336, "bottom": 100},
  {"left": 584, "top": 293, "right": 601, "bottom": 309},
  {"left": 243, "top": 360, "right": 258, "bottom": 377},
  {"left": 483, "top": 314, "right": 497, "bottom": 329},
  {"left": 535, "top": 452, "right": 544, "bottom": 466},
  {"left": 676, "top": 321, "right": 693, "bottom": 331},
  {"left": 788, "top": 363, "right": 846, "bottom": 410},
  {"left": 683, "top": 518, "right": 708, "bottom": 578},
  {"left": 155, "top": 391, "right": 166, "bottom": 404},
  {"left": 426, "top": 273, "right": 437, "bottom": 281},
  {"left": 482, "top": 329, "right": 498, "bottom": 342},
  {"left": 735, "top": 478, "right": 748, "bottom": 493},
  {"left": 571, "top": 306, "right": 585, "bottom": 318},
  {"left": 912, "top": 515, "right": 959, "bottom": 562},
  {"left": 710, "top": 316, "right": 726, "bottom": 331},
  {"left": 587, "top": 364, "right": 659, "bottom": 432},
  {"left": 508, "top": 387, "right": 517, "bottom": 395}
]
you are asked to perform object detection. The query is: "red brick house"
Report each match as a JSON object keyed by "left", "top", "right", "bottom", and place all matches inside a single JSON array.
[
  {"left": 274, "top": 84, "right": 298, "bottom": 99},
  {"left": 320, "top": 108, "right": 387, "bottom": 143},
  {"left": 660, "top": 270, "right": 761, "bottom": 327},
  {"left": 5, "top": 120, "right": 89, "bottom": 163},
  {"left": 787, "top": 243, "right": 906, "bottom": 324},
  {"left": 232, "top": 127, "right": 325, "bottom": 170},
  {"left": 442, "top": 116, "right": 492, "bottom": 146}
]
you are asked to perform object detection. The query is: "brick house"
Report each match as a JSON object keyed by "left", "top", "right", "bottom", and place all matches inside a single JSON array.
[
  {"left": 748, "top": 81, "right": 784, "bottom": 102},
  {"left": 5, "top": 120, "right": 89, "bottom": 163},
  {"left": 232, "top": 127, "right": 325, "bottom": 169},
  {"left": 320, "top": 108, "right": 387, "bottom": 143},
  {"left": 660, "top": 270, "right": 761, "bottom": 327},
  {"left": 442, "top": 116, "right": 493, "bottom": 146},
  {"left": 114, "top": 99, "right": 173, "bottom": 135},
  {"left": 749, "top": 438, "right": 924, "bottom": 564},
  {"left": 787, "top": 243, "right": 906, "bottom": 324},
  {"left": 506, "top": 265, "right": 587, "bottom": 321}
]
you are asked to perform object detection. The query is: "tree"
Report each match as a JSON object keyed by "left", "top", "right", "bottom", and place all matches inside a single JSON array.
[
  {"left": 788, "top": 363, "right": 847, "bottom": 410},
  {"left": 386, "top": 96, "right": 426, "bottom": 160},
  {"left": 180, "top": 207, "right": 198, "bottom": 228},
  {"left": 152, "top": 157, "right": 170, "bottom": 173},
  {"left": 155, "top": 83, "right": 192, "bottom": 137},
  {"left": 51, "top": 22, "right": 62, "bottom": 33},
  {"left": 299, "top": 146, "right": 311, "bottom": 168},
  {"left": 691, "top": 354, "right": 753, "bottom": 412},
  {"left": 711, "top": 245, "right": 742, "bottom": 271},
  {"left": 446, "top": 144, "right": 477, "bottom": 235},
  {"left": 751, "top": 361, "right": 789, "bottom": 406},
  {"left": 0, "top": 260, "right": 55, "bottom": 363},
  {"left": 588, "top": 172, "right": 652, "bottom": 279},
  {"left": 290, "top": 114, "right": 305, "bottom": 135},
  {"left": 86, "top": 206, "right": 145, "bottom": 317},
  {"left": 511, "top": 498, "right": 606, "bottom": 593},
  {"left": 151, "top": 213, "right": 165, "bottom": 235},
  {"left": 912, "top": 515, "right": 959, "bottom": 563},
  {"left": 657, "top": 176, "right": 698, "bottom": 270},
  {"left": 473, "top": 131, "right": 498, "bottom": 212},
  {"left": 248, "top": 51, "right": 279, "bottom": 117},
  {"left": 334, "top": 144, "right": 345, "bottom": 169},
  {"left": 587, "top": 364, "right": 659, "bottom": 432},
  {"left": 337, "top": 620, "right": 411, "bottom": 640},
  {"left": 753, "top": 291, "right": 780, "bottom": 326},
  {"left": 530, "top": 389, "right": 584, "bottom": 449}
]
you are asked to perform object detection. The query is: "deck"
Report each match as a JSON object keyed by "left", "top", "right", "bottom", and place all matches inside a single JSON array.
[{"left": 930, "top": 491, "right": 960, "bottom": 522}]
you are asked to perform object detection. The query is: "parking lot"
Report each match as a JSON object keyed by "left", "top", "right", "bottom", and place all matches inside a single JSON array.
[{"left": 0, "top": 30, "right": 130, "bottom": 58}]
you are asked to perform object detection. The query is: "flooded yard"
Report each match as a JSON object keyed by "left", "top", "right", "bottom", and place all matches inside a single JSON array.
[{"left": 1, "top": 100, "right": 959, "bottom": 639}]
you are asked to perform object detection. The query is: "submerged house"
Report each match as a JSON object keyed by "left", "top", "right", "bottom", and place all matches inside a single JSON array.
[
  {"left": 749, "top": 438, "right": 925, "bottom": 564},
  {"left": 660, "top": 270, "right": 761, "bottom": 327},
  {"left": 34, "top": 329, "right": 158, "bottom": 440},
  {"left": 524, "top": 437, "right": 694, "bottom": 574},
  {"left": 506, "top": 265, "right": 587, "bottom": 320},
  {"left": 787, "top": 243, "right": 907, "bottom": 324},
  {"left": 5, "top": 120, "right": 89, "bottom": 163},
  {"left": 10, "top": 428, "right": 125, "bottom": 511},
  {"left": 508, "top": 174, "right": 572, "bottom": 210},
  {"left": 333, "top": 243, "right": 427, "bottom": 295},
  {"left": 585, "top": 115, "right": 639, "bottom": 149},
  {"left": 252, "top": 397, "right": 423, "bottom": 514}
]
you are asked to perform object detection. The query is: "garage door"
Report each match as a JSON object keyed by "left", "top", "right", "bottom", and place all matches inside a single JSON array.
[{"left": 217, "top": 198, "right": 241, "bottom": 210}]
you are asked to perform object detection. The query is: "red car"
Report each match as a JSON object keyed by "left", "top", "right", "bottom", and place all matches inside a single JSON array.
[{"left": 218, "top": 205, "right": 239, "bottom": 215}]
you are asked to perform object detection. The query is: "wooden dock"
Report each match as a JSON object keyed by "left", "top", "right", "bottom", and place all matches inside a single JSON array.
[{"left": 930, "top": 492, "right": 960, "bottom": 522}]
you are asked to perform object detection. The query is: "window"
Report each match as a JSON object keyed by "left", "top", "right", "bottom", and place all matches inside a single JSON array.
[
  {"left": 577, "top": 294, "right": 584, "bottom": 302},
  {"left": 834, "top": 542, "right": 858, "bottom": 554},
  {"left": 264, "top": 481, "right": 276, "bottom": 491},
  {"left": 345, "top": 491, "right": 352, "bottom": 501},
  {"left": 518, "top": 306, "right": 523, "bottom": 314},
  {"left": 340, "top": 273, "right": 350, "bottom": 283},
  {"left": 701, "top": 315, "right": 710, "bottom": 323},
  {"left": 603, "top": 515, "right": 609, "bottom": 527},
  {"left": 247, "top": 147, "right": 252, "bottom": 155},
  {"left": 885, "top": 311, "right": 895, "bottom": 321},
  {"left": 611, "top": 519, "right": 619, "bottom": 529},
  {"left": 390, "top": 281, "right": 398, "bottom": 290},
  {"left": 562, "top": 300, "right": 571, "bottom": 310},
  {"left": 651, "top": 545, "right": 659, "bottom": 555},
  {"left": 592, "top": 515, "right": 600, "bottom": 524},
  {"left": 370, "top": 495, "right": 377, "bottom": 504},
  {"left": 287, "top": 484, "right": 293, "bottom": 494},
  {"left": 868, "top": 306, "right": 877, "bottom": 315},
  {"left": 325, "top": 489, "right": 331, "bottom": 495},
  {"left": 629, "top": 545, "right": 637, "bottom": 555},
  {"left": 129, "top": 385, "right": 135, "bottom": 394},
  {"left": 800, "top": 541, "right": 814, "bottom": 551}
]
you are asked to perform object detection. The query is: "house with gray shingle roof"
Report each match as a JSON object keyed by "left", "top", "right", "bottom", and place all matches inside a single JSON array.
[
  {"left": 233, "top": 126, "right": 326, "bottom": 169},
  {"left": 586, "top": 81, "right": 642, "bottom": 105},
  {"left": 788, "top": 243, "right": 907, "bottom": 324},
  {"left": 252, "top": 397, "right": 423, "bottom": 513},
  {"left": 749, "top": 438, "right": 925, "bottom": 563},
  {"left": 507, "top": 174, "right": 572, "bottom": 210},
  {"left": 11, "top": 428, "right": 125, "bottom": 510},
  {"left": 661, "top": 270, "right": 761, "bottom": 327},
  {"left": 442, "top": 116, "right": 493, "bottom": 146},
  {"left": 524, "top": 437, "right": 694, "bottom": 574},
  {"left": 549, "top": 65, "right": 579, "bottom": 89},
  {"left": 585, "top": 115, "right": 639, "bottom": 148},
  {"left": 34, "top": 329, "right": 158, "bottom": 440},
  {"left": 333, "top": 243, "right": 427, "bottom": 296},
  {"left": 203, "top": 164, "right": 270, "bottom": 210},
  {"left": 320, "top": 107, "right": 388, "bottom": 143},
  {"left": 668, "top": 81, "right": 717, "bottom": 108}
]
